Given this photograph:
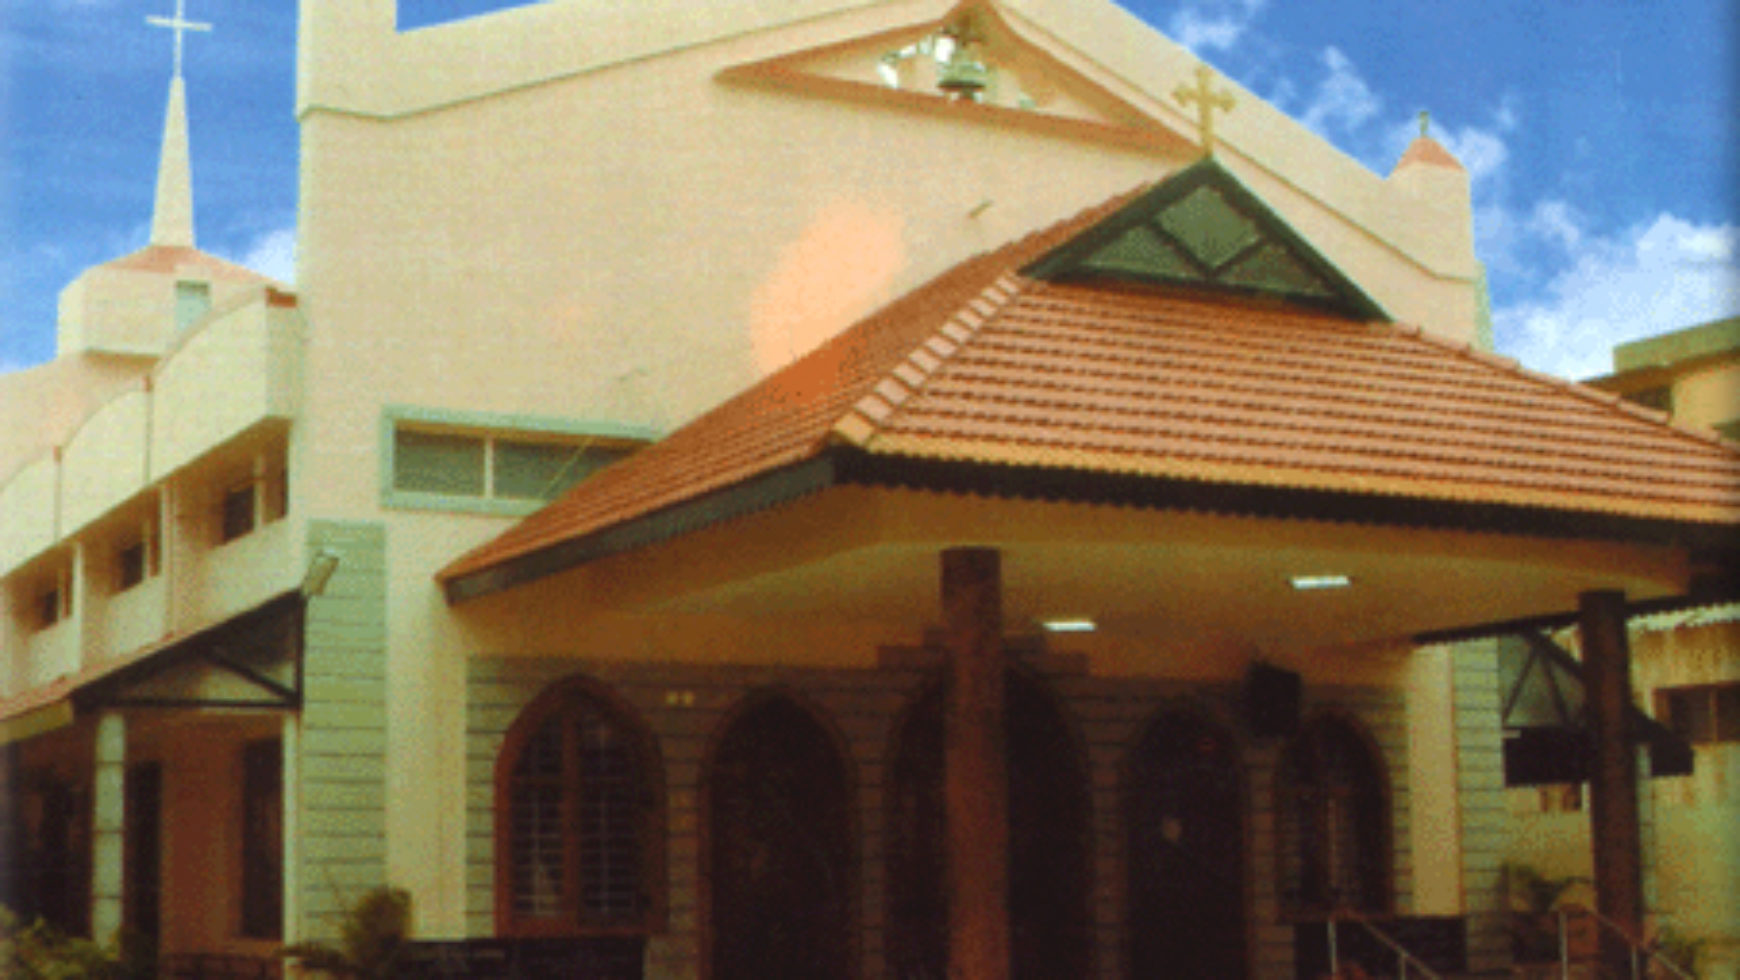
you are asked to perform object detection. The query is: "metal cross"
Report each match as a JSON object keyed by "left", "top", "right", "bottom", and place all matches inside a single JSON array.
[
  {"left": 146, "top": 0, "right": 212, "bottom": 80},
  {"left": 1173, "top": 64, "right": 1236, "bottom": 155}
]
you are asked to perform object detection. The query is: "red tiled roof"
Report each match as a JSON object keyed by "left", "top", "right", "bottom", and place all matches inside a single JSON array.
[
  {"left": 439, "top": 202, "right": 1740, "bottom": 595},
  {"left": 104, "top": 244, "right": 275, "bottom": 282}
]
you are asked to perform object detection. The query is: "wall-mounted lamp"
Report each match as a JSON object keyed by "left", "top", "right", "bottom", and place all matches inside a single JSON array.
[{"left": 302, "top": 548, "right": 341, "bottom": 598}]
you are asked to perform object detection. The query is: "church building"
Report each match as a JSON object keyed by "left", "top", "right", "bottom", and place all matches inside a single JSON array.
[{"left": 3, "top": 2, "right": 1736, "bottom": 978}]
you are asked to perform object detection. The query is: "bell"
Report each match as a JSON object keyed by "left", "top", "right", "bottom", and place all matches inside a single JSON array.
[{"left": 936, "top": 34, "right": 988, "bottom": 98}]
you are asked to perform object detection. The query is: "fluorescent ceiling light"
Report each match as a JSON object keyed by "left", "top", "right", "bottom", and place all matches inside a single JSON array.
[
  {"left": 1290, "top": 574, "right": 1352, "bottom": 591},
  {"left": 1041, "top": 617, "right": 1097, "bottom": 633}
]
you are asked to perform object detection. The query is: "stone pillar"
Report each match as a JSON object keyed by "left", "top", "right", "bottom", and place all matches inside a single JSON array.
[
  {"left": 1580, "top": 590, "right": 1644, "bottom": 974},
  {"left": 91, "top": 711, "right": 126, "bottom": 943},
  {"left": 941, "top": 548, "right": 1010, "bottom": 980}
]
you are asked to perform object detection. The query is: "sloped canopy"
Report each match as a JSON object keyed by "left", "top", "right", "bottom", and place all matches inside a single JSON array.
[
  {"left": 0, "top": 592, "right": 301, "bottom": 746},
  {"left": 440, "top": 172, "right": 1740, "bottom": 610}
]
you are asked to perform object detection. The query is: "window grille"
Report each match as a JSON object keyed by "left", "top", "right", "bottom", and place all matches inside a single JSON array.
[{"left": 498, "top": 684, "right": 660, "bottom": 936}]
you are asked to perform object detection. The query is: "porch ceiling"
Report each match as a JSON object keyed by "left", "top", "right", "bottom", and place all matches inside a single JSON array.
[{"left": 537, "top": 486, "right": 1689, "bottom": 655}]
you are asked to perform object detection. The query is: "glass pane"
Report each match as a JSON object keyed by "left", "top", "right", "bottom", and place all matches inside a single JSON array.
[
  {"left": 495, "top": 440, "right": 628, "bottom": 500},
  {"left": 578, "top": 711, "right": 643, "bottom": 921},
  {"left": 1082, "top": 224, "right": 1199, "bottom": 280},
  {"left": 511, "top": 718, "right": 566, "bottom": 918},
  {"left": 394, "top": 430, "right": 485, "bottom": 496},
  {"left": 1157, "top": 186, "right": 1260, "bottom": 270},
  {"left": 175, "top": 281, "right": 211, "bottom": 332}
]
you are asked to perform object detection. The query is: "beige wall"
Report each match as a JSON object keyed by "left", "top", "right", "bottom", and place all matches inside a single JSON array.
[{"left": 1670, "top": 359, "right": 1740, "bottom": 433}]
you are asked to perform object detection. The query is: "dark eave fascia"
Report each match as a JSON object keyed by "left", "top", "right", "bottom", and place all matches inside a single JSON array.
[
  {"left": 1414, "top": 581, "right": 1740, "bottom": 647},
  {"left": 442, "top": 454, "right": 843, "bottom": 604},
  {"left": 836, "top": 450, "right": 1740, "bottom": 553},
  {"left": 446, "top": 444, "right": 1739, "bottom": 606}
]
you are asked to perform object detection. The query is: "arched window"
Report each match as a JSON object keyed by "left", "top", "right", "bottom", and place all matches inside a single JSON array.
[
  {"left": 1277, "top": 715, "right": 1389, "bottom": 916},
  {"left": 495, "top": 678, "right": 664, "bottom": 938}
]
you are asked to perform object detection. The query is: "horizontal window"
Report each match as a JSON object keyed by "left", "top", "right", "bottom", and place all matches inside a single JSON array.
[{"left": 389, "top": 424, "right": 640, "bottom": 511}]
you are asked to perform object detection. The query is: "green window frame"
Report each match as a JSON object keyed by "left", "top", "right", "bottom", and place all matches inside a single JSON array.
[{"left": 381, "top": 406, "right": 654, "bottom": 516}]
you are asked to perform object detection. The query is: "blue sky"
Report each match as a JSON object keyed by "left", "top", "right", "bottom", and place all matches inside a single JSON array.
[{"left": 2, "top": 0, "right": 1735, "bottom": 379}]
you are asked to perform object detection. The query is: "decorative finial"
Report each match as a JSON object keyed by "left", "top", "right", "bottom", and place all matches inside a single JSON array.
[
  {"left": 1174, "top": 64, "right": 1236, "bottom": 156},
  {"left": 1419, "top": 110, "right": 1430, "bottom": 138},
  {"left": 146, "top": 0, "right": 212, "bottom": 80}
]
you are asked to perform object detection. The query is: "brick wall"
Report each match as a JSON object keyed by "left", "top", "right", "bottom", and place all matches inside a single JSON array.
[{"left": 467, "top": 653, "right": 1417, "bottom": 980}]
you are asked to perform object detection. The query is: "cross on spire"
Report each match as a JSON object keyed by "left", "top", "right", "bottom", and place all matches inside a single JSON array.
[
  {"left": 146, "top": 0, "right": 212, "bottom": 79},
  {"left": 1173, "top": 64, "right": 1236, "bottom": 156}
]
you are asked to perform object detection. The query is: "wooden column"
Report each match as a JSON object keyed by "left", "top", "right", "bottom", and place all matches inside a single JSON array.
[
  {"left": 1580, "top": 590, "right": 1643, "bottom": 975},
  {"left": 941, "top": 548, "right": 1010, "bottom": 980}
]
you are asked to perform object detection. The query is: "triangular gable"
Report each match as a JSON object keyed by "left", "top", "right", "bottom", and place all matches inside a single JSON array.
[
  {"left": 1022, "top": 157, "right": 1389, "bottom": 320},
  {"left": 716, "top": 2, "right": 1196, "bottom": 155}
]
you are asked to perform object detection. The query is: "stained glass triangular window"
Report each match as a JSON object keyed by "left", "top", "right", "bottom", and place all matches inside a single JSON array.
[{"left": 1023, "top": 158, "right": 1387, "bottom": 320}]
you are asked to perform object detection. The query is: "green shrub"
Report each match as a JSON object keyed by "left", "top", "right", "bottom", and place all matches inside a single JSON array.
[
  {"left": 280, "top": 886, "right": 412, "bottom": 979},
  {"left": 0, "top": 906, "right": 125, "bottom": 979}
]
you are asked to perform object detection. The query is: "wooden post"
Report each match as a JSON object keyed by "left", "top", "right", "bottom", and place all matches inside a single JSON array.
[
  {"left": 1580, "top": 590, "right": 1643, "bottom": 976},
  {"left": 941, "top": 548, "right": 1010, "bottom": 980}
]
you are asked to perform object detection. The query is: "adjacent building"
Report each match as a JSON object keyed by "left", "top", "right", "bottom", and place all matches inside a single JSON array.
[{"left": 1506, "top": 316, "right": 1740, "bottom": 978}]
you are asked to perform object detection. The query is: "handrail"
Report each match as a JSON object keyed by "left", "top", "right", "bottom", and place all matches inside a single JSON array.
[
  {"left": 1557, "top": 904, "right": 1695, "bottom": 980},
  {"left": 1326, "top": 909, "right": 1445, "bottom": 980}
]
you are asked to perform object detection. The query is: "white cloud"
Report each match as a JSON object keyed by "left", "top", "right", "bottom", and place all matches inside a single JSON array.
[
  {"left": 1298, "top": 47, "right": 1381, "bottom": 137},
  {"left": 1436, "top": 125, "right": 1508, "bottom": 185},
  {"left": 1527, "top": 200, "right": 1584, "bottom": 252},
  {"left": 1168, "top": 0, "right": 1267, "bottom": 53},
  {"left": 235, "top": 226, "right": 298, "bottom": 284},
  {"left": 1493, "top": 214, "right": 1740, "bottom": 380}
]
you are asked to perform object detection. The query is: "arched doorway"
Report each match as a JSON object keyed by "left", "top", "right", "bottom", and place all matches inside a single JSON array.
[
  {"left": 1126, "top": 709, "right": 1247, "bottom": 978},
  {"left": 1278, "top": 714, "right": 1390, "bottom": 916},
  {"left": 886, "top": 670, "right": 1091, "bottom": 980},
  {"left": 706, "top": 695, "right": 854, "bottom": 980}
]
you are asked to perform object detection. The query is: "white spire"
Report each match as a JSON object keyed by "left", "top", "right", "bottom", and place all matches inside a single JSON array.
[
  {"left": 145, "top": 0, "right": 211, "bottom": 248},
  {"left": 150, "top": 77, "right": 195, "bottom": 247}
]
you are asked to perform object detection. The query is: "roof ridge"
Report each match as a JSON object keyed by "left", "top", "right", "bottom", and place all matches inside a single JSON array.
[
  {"left": 1397, "top": 323, "right": 1740, "bottom": 454},
  {"left": 829, "top": 273, "right": 1030, "bottom": 448}
]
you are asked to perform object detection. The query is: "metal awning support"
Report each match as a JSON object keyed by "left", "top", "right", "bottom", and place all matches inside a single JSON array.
[{"left": 0, "top": 592, "right": 302, "bottom": 749}]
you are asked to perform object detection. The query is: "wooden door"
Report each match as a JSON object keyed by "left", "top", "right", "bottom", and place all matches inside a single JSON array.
[
  {"left": 1127, "top": 711, "right": 1246, "bottom": 978},
  {"left": 707, "top": 697, "right": 853, "bottom": 980}
]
